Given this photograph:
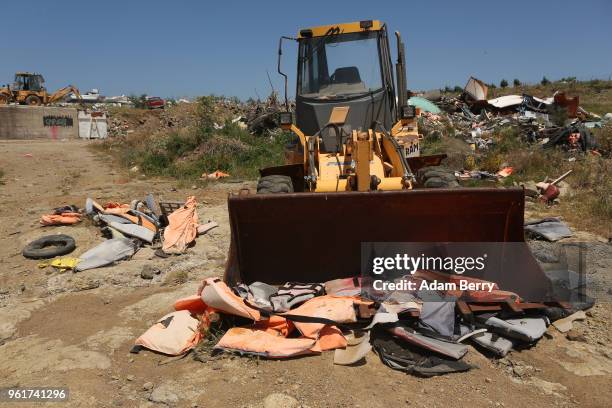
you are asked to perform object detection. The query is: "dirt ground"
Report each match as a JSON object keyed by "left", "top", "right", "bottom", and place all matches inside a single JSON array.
[{"left": 0, "top": 139, "right": 610, "bottom": 408}]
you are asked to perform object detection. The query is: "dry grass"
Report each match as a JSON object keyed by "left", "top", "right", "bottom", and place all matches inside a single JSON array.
[
  {"left": 423, "top": 120, "right": 611, "bottom": 237},
  {"left": 484, "top": 126, "right": 611, "bottom": 237}
]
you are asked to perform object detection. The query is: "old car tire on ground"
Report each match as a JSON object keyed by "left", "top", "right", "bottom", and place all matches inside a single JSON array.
[
  {"left": 256, "top": 175, "right": 294, "bottom": 194},
  {"left": 22, "top": 234, "right": 76, "bottom": 259}
]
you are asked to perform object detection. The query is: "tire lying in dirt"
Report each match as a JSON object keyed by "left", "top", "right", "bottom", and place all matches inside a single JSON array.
[
  {"left": 22, "top": 234, "right": 76, "bottom": 259},
  {"left": 417, "top": 166, "right": 460, "bottom": 188},
  {"left": 256, "top": 175, "right": 294, "bottom": 194}
]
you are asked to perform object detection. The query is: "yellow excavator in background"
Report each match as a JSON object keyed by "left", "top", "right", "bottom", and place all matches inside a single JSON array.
[
  {"left": 0, "top": 72, "right": 82, "bottom": 106},
  {"left": 225, "top": 20, "right": 537, "bottom": 287}
]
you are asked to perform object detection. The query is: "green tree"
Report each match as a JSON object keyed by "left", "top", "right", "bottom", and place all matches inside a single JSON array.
[
  {"left": 453, "top": 86, "right": 463, "bottom": 93},
  {"left": 128, "top": 94, "right": 148, "bottom": 109},
  {"left": 513, "top": 78, "right": 521, "bottom": 87},
  {"left": 500, "top": 79, "right": 508, "bottom": 88},
  {"left": 541, "top": 76, "right": 550, "bottom": 85}
]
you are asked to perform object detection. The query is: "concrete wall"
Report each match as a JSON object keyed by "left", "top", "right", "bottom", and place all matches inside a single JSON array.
[{"left": 0, "top": 106, "right": 79, "bottom": 139}]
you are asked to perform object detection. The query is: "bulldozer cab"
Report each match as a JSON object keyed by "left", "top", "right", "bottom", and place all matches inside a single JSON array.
[
  {"left": 224, "top": 20, "right": 542, "bottom": 288},
  {"left": 295, "top": 21, "right": 396, "bottom": 152},
  {"left": 13, "top": 72, "right": 45, "bottom": 92}
]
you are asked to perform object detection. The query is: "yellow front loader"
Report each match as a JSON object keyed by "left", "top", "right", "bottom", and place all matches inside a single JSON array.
[
  {"left": 0, "top": 72, "right": 82, "bottom": 106},
  {"left": 224, "top": 21, "right": 537, "bottom": 288}
]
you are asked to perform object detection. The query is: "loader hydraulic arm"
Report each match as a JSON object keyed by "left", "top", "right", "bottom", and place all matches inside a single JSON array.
[{"left": 48, "top": 85, "right": 82, "bottom": 104}]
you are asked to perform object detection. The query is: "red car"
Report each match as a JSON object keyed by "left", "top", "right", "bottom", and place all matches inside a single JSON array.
[{"left": 145, "top": 96, "right": 165, "bottom": 109}]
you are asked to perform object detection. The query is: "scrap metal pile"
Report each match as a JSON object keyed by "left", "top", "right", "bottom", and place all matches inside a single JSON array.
[{"left": 417, "top": 76, "right": 607, "bottom": 158}]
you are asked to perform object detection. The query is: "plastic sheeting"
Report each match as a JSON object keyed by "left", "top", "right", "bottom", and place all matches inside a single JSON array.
[
  {"left": 409, "top": 96, "right": 441, "bottom": 114},
  {"left": 525, "top": 218, "right": 573, "bottom": 241},
  {"left": 75, "top": 237, "right": 137, "bottom": 272}
]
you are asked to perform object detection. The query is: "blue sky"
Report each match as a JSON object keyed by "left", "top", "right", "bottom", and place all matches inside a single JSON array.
[{"left": 1, "top": 0, "right": 610, "bottom": 100}]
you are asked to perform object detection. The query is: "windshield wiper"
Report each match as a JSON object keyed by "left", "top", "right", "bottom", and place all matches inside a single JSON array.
[{"left": 302, "top": 26, "right": 341, "bottom": 63}]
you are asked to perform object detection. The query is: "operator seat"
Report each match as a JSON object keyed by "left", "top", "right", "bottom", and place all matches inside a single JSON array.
[{"left": 331, "top": 67, "right": 362, "bottom": 84}]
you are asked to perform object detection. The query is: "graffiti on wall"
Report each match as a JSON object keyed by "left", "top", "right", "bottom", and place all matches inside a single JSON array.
[{"left": 43, "top": 116, "right": 73, "bottom": 127}]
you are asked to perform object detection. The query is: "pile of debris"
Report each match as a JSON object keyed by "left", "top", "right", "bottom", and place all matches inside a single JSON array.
[
  {"left": 417, "top": 76, "right": 608, "bottom": 156},
  {"left": 130, "top": 266, "right": 592, "bottom": 377},
  {"left": 106, "top": 105, "right": 200, "bottom": 138},
  {"left": 244, "top": 92, "right": 286, "bottom": 135},
  {"left": 23, "top": 195, "right": 217, "bottom": 272},
  {"left": 105, "top": 93, "right": 286, "bottom": 138}
]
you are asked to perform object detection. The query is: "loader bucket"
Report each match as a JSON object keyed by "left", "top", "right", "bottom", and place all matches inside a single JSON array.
[{"left": 225, "top": 188, "right": 545, "bottom": 296}]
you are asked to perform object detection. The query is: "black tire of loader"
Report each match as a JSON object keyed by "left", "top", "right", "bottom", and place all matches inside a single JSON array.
[
  {"left": 256, "top": 175, "right": 294, "bottom": 194},
  {"left": 22, "top": 234, "right": 76, "bottom": 259},
  {"left": 418, "top": 166, "right": 460, "bottom": 188},
  {"left": 25, "top": 95, "right": 42, "bottom": 106}
]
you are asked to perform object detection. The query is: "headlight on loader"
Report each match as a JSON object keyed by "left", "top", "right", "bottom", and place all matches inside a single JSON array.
[
  {"left": 279, "top": 111, "right": 293, "bottom": 129},
  {"left": 400, "top": 104, "right": 416, "bottom": 120}
]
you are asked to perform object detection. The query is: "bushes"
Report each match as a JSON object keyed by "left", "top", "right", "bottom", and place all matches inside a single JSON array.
[
  {"left": 133, "top": 123, "right": 288, "bottom": 179},
  {"left": 98, "top": 96, "right": 289, "bottom": 181}
]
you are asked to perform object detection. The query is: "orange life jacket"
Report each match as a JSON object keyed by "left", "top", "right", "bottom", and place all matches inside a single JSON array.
[
  {"left": 134, "top": 310, "right": 201, "bottom": 356},
  {"left": 162, "top": 196, "right": 198, "bottom": 254},
  {"left": 40, "top": 212, "right": 82, "bottom": 226},
  {"left": 198, "top": 277, "right": 260, "bottom": 321},
  {"left": 174, "top": 295, "right": 208, "bottom": 315}
]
